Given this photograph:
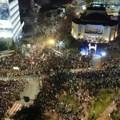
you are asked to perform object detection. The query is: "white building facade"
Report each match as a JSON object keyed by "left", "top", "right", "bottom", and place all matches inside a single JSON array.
[
  {"left": 0, "top": 0, "right": 24, "bottom": 45},
  {"left": 71, "top": 6, "right": 119, "bottom": 43},
  {"left": 72, "top": 22, "right": 118, "bottom": 43},
  {"left": 93, "top": 0, "right": 119, "bottom": 4}
]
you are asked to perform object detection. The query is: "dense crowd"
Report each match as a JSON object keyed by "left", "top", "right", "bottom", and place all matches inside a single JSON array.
[
  {"left": 0, "top": 79, "right": 28, "bottom": 119},
  {"left": 101, "top": 57, "right": 120, "bottom": 69},
  {"left": 11, "top": 48, "right": 120, "bottom": 120},
  {"left": 0, "top": 49, "right": 89, "bottom": 77},
  {"left": 1, "top": 48, "right": 120, "bottom": 78},
  {"left": 33, "top": 68, "right": 120, "bottom": 120},
  {"left": 0, "top": 44, "right": 120, "bottom": 120},
  {"left": 0, "top": 1, "right": 120, "bottom": 119}
]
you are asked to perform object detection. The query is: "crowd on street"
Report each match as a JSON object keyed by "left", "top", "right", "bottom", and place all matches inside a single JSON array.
[
  {"left": 8, "top": 48, "right": 120, "bottom": 120},
  {"left": 0, "top": 0, "right": 120, "bottom": 119},
  {"left": 33, "top": 67, "right": 120, "bottom": 120},
  {"left": 0, "top": 48, "right": 120, "bottom": 77},
  {"left": 0, "top": 49, "right": 89, "bottom": 77},
  {"left": 0, "top": 79, "right": 28, "bottom": 119}
]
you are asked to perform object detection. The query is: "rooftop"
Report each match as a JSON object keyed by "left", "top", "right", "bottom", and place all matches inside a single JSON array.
[{"left": 73, "top": 6, "right": 119, "bottom": 26}]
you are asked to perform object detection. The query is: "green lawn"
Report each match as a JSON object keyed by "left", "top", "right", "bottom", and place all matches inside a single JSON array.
[
  {"left": 45, "top": 89, "right": 119, "bottom": 120},
  {"left": 45, "top": 93, "right": 80, "bottom": 119},
  {"left": 88, "top": 89, "right": 119, "bottom": 120},
  {"left": 59, "top": 93, "right": 80, "bottom": 113}
]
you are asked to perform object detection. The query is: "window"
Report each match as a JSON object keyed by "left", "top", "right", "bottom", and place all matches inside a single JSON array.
[{"left": 0, "top": 3, "right": 9, "bottom": 20}]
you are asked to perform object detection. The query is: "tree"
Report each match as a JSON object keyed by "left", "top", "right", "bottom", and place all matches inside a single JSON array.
[
  {"left": 23, "top": 24, "right": 33, "bottom": 34},
  {"left": 64, "top": 35, "right": 79, "bottom": 49},
  {"left": 86, "top": 0, "right": 93, "bottom": 4},
  {"left": 0, "top": 38, "right": 8, "bottom": 51}
]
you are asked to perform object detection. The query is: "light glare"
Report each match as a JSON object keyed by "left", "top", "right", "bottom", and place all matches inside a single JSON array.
[
  {"left": 48, "top": 39, "right": 55, "bottom": 45},
  {"left": 101, "top": 52, "right": 106, "bottom": 57}
]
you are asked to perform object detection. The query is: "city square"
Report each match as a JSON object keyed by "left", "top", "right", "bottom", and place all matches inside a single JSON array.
[{"left": 0, "top": 0, "right": 120, "bottom": 120}]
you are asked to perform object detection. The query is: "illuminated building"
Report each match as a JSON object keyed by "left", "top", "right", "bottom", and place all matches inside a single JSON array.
[
  {"left": 71, "top": 6, "right": 119, "bottom": 43},
  {"left": 0, "top": 0, "right": 24, "bottom": 46},
  {"left": 93, "top": 0, "right": 119, "bottom": 4}
]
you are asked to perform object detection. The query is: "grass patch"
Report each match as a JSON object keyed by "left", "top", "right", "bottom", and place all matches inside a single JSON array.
[
  {"left": 44, "top": 115, "right": 52, "bottom": 120},
  {"left": 88, "top": 89, "right": 119, "bottom": 120},
  {"left": 59, "top": 93, "right": 80, "bottom": 114}
]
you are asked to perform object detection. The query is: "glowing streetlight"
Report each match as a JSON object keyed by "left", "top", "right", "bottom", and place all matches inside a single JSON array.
[
  {"left": 47, "top": 39, "right": 56, "bottom": 47},
  {"left": 101, "top": 51, "right": 106, "bottom": 57},
  {"left": 82, "top": 5, "right": 86, "bottom": 10}
]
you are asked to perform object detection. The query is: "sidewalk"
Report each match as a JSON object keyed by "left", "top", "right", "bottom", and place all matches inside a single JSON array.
[
  {"left": 97, "top": 102, "right": 116, "bottom": 120},
  {"left": 97, "top": 90, "right": 120, "bottom": 120}
]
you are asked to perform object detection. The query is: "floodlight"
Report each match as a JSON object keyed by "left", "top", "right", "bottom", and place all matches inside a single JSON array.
[
  {"left": 57, "top": 41, "right": 64, "bottom": 48},
  {"left": 82, "top": 5, "right": 86, "bottom": 10},
  {"left": 48, "top": 39, "right": 55, "bottom": 45},
  {"left": 101, "top": 52, "right": 106, "bottom": 57}
]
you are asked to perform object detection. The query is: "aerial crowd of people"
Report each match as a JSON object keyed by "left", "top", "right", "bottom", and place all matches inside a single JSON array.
[
  {"left": 0, "top": 79, "right": 28, "bottom": 119},
  {"left": 0, "top": 0, "right": 120, "bottom": 119},
  {"left": 0, "top": 42, "right": 119, "bottom": 120},
  {"left": 0, "top": 47, "right": 117, "bottom": 120}
]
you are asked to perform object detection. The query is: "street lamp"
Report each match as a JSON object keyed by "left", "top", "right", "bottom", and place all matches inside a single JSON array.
[
  {"left": 101, "top": 51, "right": 106, "bottom": 57},
  {"left": 48, "top": 39, "right": 55, "bottom": 46}
]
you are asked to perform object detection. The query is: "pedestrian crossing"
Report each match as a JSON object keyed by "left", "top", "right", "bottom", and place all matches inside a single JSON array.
[{"left": 7, "top": 103, "right": 23, "bottom": 116}]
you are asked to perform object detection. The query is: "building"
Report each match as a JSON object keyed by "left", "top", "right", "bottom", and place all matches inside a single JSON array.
[
  {"left": 71, "top": 6, "right": 119, "bottom": 43},
  {"left": 0, "top": 0, "right": 24, "bottom": 46},
  {"left": 89, "top": 2, "right": 120, "bottom": 19},
  {"left": 93, "top": 0, "right": 119, "bottom": 4}
]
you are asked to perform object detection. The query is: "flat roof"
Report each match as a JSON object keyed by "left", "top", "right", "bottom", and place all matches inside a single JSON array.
[{"left": 73, "top": 18, "right": 118, "bottom": 26}]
